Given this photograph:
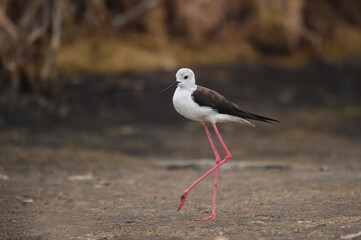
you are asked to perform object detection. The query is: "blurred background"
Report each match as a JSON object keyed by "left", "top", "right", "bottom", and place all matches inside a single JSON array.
[
  {"left": 1, "top": 0, "right": 361, "bottom": 238},
  {"left": 0, "top": 0, "right": 360, "bottom": 162}
]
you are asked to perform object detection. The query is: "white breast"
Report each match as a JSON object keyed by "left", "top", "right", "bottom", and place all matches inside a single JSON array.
[{"left": 172, "top": 86, "right": 217, "bottom": 123}]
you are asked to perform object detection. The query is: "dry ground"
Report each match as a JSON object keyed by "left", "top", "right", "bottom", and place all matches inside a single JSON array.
[{"left": 0, "top": 60, "right": 361, "bottom": 239}]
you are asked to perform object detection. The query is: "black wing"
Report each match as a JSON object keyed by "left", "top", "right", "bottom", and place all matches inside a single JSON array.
[{"left": 192, "top": 86, "right": 279, "bottom": 124}]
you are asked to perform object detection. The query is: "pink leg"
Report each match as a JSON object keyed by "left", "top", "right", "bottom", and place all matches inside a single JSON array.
[
  {"left": 196, "top": 123, "right": 220, "bottom": 221},
  {"left": 212, "top": 123, "right": 231, "bottom": 158},
  {"left": 178, "top": 123, "right": 231, "bottom": 221}
]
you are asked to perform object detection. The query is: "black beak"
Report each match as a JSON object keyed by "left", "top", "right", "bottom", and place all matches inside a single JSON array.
[{"left": 156, "top": 81, "right": 179, "bottom": 96}]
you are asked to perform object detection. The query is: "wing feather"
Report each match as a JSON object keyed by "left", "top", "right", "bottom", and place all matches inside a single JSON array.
[{"left": 192, "top": 86, "right": 279, "bottom": 124}]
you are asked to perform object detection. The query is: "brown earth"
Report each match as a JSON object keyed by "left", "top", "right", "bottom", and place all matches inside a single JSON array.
[{"left": 0, "top": 59, "right": 360, "bottom": 239}]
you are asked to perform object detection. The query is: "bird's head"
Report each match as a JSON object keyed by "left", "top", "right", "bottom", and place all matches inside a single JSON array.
[
  {"left": 175, "top": 68, "right": 196, "bottom": 89},
  {"left": 156, "top": 68, "right": 196, "bottom": 96}
]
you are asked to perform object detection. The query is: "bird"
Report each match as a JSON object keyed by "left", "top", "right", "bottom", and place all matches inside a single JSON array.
[{"left": 156, "top": 68, "right": 279, "bottom": 221}]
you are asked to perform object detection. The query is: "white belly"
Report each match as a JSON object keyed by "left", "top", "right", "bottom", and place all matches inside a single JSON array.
[{"left": 172, "top": 87, "right": 217, "bottom": 123}]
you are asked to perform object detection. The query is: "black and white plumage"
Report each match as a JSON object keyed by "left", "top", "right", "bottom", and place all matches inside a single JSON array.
[
  {"left": 192, "top": 86, "right": 278, "bottom": 126},
  {"left": 159, "top": 68, "right": 278, "bottom": 127}
]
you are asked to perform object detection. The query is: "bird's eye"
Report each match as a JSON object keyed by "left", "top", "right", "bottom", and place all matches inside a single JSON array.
[{"left": 184, "top": 75, "right": 188, "bottom": 79}]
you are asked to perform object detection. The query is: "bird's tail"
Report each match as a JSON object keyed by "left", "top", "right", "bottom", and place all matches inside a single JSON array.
[
  {"left": 234, "top": 108, "right": 280, "bottom": 125},
  {"left": 237, "top": 118, "right": 256, "bottom": 127}
]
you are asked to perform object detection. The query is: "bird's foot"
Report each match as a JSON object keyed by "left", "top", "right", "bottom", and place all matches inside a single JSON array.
[
  {"left": 178, "top": 192, "right": 188, "bottom": 211},
  {"left": 196, "top": 214, "right": 215, "bottom": 221}
]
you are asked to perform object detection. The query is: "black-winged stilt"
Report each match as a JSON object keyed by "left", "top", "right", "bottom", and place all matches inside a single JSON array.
[{"left": 157, "top": 68, "right": 279, "bottom": 221}]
